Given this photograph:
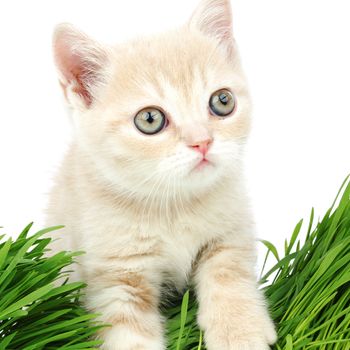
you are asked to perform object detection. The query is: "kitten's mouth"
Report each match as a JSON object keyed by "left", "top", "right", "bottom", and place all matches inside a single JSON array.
[{"left": 193, "top": 158, "right": 211, "bottom": 171}]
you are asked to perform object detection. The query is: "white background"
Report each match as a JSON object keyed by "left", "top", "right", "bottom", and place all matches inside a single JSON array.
[{"left": 0, "top": 0, "right": 349, "bottom": 268}]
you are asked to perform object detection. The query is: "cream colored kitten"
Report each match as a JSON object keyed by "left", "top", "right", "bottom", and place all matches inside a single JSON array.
[{"left": 46, "top": 0, "right": 277, "bottom": 349}]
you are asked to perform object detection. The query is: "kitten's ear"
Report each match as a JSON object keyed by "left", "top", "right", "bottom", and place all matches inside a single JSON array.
[
  {"left": 189, "top": 0, "right": 234, "bottom": 55},
  {"left": 53, "top": 23, "right": 109, "bottom": 108}
]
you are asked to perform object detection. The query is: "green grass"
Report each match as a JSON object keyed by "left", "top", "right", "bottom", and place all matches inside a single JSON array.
[
  {"left": 1, "top": 176, "right": 350, "bottom": 349},
  {"left": 0, "top": 224, "right": 104, "bottom": 350}
]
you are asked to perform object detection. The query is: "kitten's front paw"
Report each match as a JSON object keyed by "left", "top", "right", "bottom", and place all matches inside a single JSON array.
[
  {"left": 205, "top": 332, "right": 274, "bottom": 350},
  {"left": 101, "top": 327, "right": 165, "bottom": 350},
  {"left": 198, "top": 305, "right": 277, "bottom": 350}
]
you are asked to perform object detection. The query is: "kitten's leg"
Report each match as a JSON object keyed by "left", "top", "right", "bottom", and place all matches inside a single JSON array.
[
  {"left": 85, "top": 270, "right": 164, "bottom": 350},
  {"left": 194, "top": 239, "right": 277, "bottom": 350}
]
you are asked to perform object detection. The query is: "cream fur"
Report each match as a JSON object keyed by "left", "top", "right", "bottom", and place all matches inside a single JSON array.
[{"left": 46, "top": 0, "right": 277, "bottom": 349}]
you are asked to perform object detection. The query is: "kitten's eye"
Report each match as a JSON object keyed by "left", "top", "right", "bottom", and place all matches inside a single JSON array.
[
  {"left": 209, "top": 89, "right": 235, "bottom": 117},
  {"left": 134, "top": 108, "right": 167, "bottom": 135}
]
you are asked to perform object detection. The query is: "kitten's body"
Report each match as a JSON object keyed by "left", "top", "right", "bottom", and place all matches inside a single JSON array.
[
  {"left": 47, "top": 1, "right": 277, "bottom": 349},
  {"left": 48, "top": 141, "right": 251, "bottom": 287}
]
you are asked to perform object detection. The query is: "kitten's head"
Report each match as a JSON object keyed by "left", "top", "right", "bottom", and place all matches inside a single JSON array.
[{"left": 53, "top": 0, "right": 251, "bottom": 200}]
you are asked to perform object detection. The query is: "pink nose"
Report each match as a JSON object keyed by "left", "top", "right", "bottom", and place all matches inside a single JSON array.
[{"left": 189, "top": 139, "right": 213, "bottom": 156}]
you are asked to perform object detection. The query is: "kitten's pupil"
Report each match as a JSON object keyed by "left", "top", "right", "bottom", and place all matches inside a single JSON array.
[
  {"left": 219, "top": 93, "right": 228, "bottom": 105},
  {"left": 146, "top": 112, "right": 154, "bottom": 124}
]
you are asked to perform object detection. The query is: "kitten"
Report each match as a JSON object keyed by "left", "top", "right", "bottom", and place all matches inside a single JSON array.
[{"left": 46, "top": 0, "right": 277, "bottom": 349}]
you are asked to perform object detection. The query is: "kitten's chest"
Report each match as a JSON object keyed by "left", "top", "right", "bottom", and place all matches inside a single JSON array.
[{"left": 159, "top": 219, "right": 226, "bottom": 290}]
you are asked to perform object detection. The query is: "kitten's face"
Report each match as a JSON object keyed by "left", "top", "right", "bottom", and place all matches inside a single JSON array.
[{"left": 54, "top": 0, "right": 251, "bottom": 199}]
